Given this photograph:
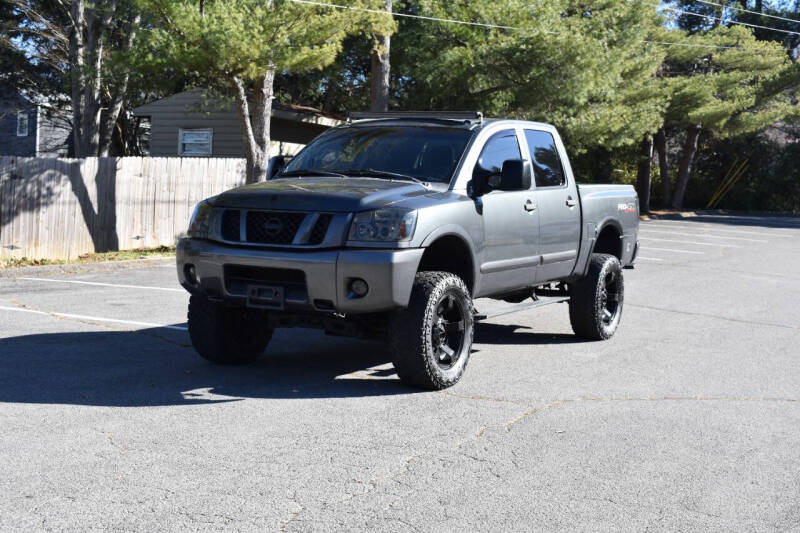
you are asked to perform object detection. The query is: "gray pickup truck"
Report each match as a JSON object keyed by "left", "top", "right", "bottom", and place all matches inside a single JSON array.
[{"left": 177, "top": 112, "right": 639, "bottom": 389}]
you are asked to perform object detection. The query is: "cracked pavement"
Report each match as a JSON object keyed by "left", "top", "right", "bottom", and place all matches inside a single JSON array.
[{"left": 1, "top": 215, "right": 799, "bottom": 531}]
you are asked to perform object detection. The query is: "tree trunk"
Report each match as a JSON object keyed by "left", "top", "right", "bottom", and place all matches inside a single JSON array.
[
  {"left": 99, "top": 14, "right": 140, "bottom": 157},
  {"left": 635, "top": 134, "right": 653, "bottom": 214},
  {"left": 654, "top": 128, "right": 671, "bottom": 205},
  {"left": 233, "top": 68, "right": 276, "bottom": 184},
  {"left": 69, "top": 0, "right": 85, "bottom": 157},
  {"left": 67, "top": 0, "right": 135, "bottom": 157},
  {"left": 370, "top": 0, "right": 391, "bottom": 112},
  {"left": 671, "top": 125, "right": 701, "bottom": 210},
  {"left": 78, "top": 6, "right": 110, "bottom": 157}
]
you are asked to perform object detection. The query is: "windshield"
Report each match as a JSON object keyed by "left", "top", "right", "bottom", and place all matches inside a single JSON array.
[{"left": 281, "top": 125, "right": 473, "bottom": 184}]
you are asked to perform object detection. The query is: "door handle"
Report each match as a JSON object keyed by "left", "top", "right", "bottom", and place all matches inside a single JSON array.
[
  {"left": 524, "top": 199, "right": 537, "bottom": 212},
  {"left": 566, "top": 196, "right": 577, "bottom": 207}
]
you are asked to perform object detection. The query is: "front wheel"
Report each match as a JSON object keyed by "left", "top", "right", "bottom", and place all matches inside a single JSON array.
[
  {"left": 389, "top": 272, "right": 474, "bottom": 390},
  {"left": 188, "top": 295, "right": 273, "bottom": 364},
  {"left": 569, "top": 253, "right": 625, "bottom": 340}
]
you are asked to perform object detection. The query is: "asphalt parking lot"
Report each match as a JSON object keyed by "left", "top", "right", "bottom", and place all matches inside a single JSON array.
[{"left": 1, "top": 214, "right": 799, "bottom": 531}]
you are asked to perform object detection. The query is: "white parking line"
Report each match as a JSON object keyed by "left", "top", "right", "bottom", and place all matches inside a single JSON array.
[
  {"left": 642, "top": 246, "right": 705, "bottom": 255},
  {"left": 639, "top": 229, "right": 767, "bottom": 243},
  {"left": 640, "top": 237, "right": 739, "bottom": 248},
  {"left": 16, "top": 277, "right": 184, "bottom": 293},
  {"left": 0, "top": 305, "right": 188, "bottom": 330},
  {"left": 642, "top": 221, "right": 794, "bottom": 237},
  {"left": 636, "top": 257, "right": 664, "bottom": 262}
]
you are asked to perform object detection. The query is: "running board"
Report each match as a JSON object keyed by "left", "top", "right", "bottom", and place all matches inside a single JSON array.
[{"left": 474, "top": 295, "right": 570, "bottom": 322}]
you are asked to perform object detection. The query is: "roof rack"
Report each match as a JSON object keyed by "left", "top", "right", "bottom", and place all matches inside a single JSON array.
[{"left": 347, "top": 111, "right": 484, "bottom": 125}]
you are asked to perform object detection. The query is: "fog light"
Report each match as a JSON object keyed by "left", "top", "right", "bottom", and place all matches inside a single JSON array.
[
  {"left": 184, "top": 264, "right": 198, "bottom": 286},
  {"left": 349, "top": 278, "right": 369, "bottom": 298}
]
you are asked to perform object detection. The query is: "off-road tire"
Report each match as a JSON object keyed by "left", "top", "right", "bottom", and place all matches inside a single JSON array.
[
  {"left": 569, "top": 253, "right": 624, "bottom": 340},
  {"left": 389, "top": 272, "right": 474, "bottom": 390},
  {"left": 188, "top": 295, "right": 273, "bottom": 364}
]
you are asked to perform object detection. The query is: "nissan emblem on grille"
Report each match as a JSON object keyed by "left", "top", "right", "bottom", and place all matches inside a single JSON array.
[
  {"left": 264, "top": 217, "right": 284, "bottom": 235},
  {"left": 245, "top": 211, "right": 305, "bottom": 244}
]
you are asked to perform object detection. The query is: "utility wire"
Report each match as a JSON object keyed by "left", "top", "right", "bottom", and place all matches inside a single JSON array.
[
  {"left": 691, "top": 0, "right": 800, "bottom": 26},
  {"left": 288, "top": 0, "right": 519, "bottom": 30},
  {"left": 643, "top": 39, "right": 769, "bottom": 50},
  {"left": 288, "top": 0, "right": 793, "bottom": 52},
  {"left": 660, "top": 5, "right": 800, "bottom": 36}
]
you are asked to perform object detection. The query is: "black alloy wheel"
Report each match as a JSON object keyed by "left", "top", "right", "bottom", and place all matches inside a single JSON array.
[
  {"left": 389, "top": 272, "right": 475, "bottom": 389},
  {"left": 569, "top": 253, "right": 625, "bottom": 340},
  {"left": 599, "top": 268, "right": 622, "bottom": 327},
  {"left": 432, "top": 291, "right": 468, "bottom": 370}
]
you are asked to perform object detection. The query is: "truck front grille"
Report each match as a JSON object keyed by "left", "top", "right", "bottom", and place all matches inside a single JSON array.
[
  {"left": 221, "top": 210, "right": 241, "bottom": 242},
  {"left": 218, "top": 209, "right": 335, "bottom": 246},
  {"left": 246, "top": 211, "right": 305, "bottom": 245},
  {"left": 308, "top": 214, "right": 333, "bottom": 245}
]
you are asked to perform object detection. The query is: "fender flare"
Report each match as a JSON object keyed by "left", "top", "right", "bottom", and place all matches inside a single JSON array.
[
  {"left": 593, "top": 217, "right": 624, "bottom": 239},
  {"left": 419, "top": 224, "right": 479, "bottom": 294},
  {"left": 573, "top": 218, "right": 623, "bottom": 278}
]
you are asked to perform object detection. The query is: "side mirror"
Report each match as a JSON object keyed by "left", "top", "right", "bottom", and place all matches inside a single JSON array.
[
  {"left": 495, "top": 159, "right": 531, "bottom": 191},
  {"left": 266, "top": 155, "right": 286, "bottom": 180},
  {"left": 469, "top": 159, "right": 530, "bottom": 197}
]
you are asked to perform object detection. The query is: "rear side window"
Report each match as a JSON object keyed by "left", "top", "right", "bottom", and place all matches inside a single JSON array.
[
  {"left": 473, "top": 129, "right": 521, "bottom": 180},
  {"left": 524, "top": 130, "right": 565, "bottom": 187}
]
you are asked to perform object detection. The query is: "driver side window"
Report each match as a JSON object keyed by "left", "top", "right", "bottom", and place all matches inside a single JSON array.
[{"left": 473, "top": 130, "right": 521, "bottom": 185}]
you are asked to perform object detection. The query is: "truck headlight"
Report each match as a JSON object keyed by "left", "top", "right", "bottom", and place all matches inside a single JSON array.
[
  {"left": 187, "top": 200, "right": 215, "bottom": 239},
  {"left": 348, "top": 208, "right": 418, "bottom": 242}
]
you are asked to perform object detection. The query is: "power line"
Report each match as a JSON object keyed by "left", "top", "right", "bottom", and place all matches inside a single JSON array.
[
  {"left": 661, "top": 5, "right": 800, "bottom": 36},
  {"left": 643, "top": 39, "right": 768, "bottom": 50},
  {"left": 289, "top": 0, "right": 792, "bottom": 53},
  {"left": 691, "top": 0, "right": 800, "bottom": 26},
  {"left": 288, "top": 0, "right": 520, "bottom": 30}
]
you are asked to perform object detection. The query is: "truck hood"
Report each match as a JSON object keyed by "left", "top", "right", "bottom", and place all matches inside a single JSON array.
[{"left": 212, "top": 176, "right": 434, "bottom": 212}]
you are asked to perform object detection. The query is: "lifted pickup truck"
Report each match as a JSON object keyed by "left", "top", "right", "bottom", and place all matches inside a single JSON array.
[{"left": 177, "top": 112, "right": 639, "bottom": 389}]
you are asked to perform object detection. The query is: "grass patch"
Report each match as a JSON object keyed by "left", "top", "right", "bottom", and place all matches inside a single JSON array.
[{"left": 1, "top": 246, "right": 176, "bottom": 269}]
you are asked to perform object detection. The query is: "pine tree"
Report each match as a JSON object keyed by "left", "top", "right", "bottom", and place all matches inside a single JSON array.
[
  {"left": 393, "top": 0, "right": 667, "bottom": 152},
  {"left": 656, "top": 26, "right": 798, "bottom": 208},
  {"left": 138, "top": 0, "right": 392, "bottom": 183}
]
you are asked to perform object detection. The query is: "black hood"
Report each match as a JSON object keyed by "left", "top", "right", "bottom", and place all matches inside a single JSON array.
[{"left": 212, "top": 176, "right": 434, "bottom": 212}]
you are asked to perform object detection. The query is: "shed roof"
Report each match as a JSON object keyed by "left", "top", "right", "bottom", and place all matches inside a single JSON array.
[{"left": 133, "top": 89, "right": 341, "bottom": 127}]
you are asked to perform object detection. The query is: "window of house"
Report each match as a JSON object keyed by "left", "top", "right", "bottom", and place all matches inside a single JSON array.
[
  {"left": 178, "top": 129, "right": 212, "bottom": 156},
  {"left": 17, "top": 112, "right": 29, "bottom": 137},
  {"left": 524, "top": 130, "right": 566, "bottom": 187}
]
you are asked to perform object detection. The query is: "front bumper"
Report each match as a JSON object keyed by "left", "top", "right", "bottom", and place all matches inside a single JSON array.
[{"left": 177, "top": 238, "right": 425, "bottom": 313}]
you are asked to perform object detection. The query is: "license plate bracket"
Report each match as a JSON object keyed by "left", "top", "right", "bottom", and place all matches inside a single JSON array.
[{"left": 246, "top": 285, "right": 284, "bottom": 310}]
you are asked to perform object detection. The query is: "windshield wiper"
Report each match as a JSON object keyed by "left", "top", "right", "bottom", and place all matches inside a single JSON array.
[
  {"left": 339, "top": 168, "right": 429, "bottom": 185},
  {"left": 276, "top": 169, "right": 348, "bottom": 178}
]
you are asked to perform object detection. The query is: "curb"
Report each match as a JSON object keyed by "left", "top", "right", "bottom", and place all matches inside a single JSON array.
[
  {"left": 693, "top": 209, "right": 799, "bottom": 218},
  {"left": 0, "top": 256, "right": 175, "bottom": 279}
]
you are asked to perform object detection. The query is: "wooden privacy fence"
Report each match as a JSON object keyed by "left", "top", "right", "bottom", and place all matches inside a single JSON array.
[{"left": 0, "top": 156, "right": 248, "bottom": 261}]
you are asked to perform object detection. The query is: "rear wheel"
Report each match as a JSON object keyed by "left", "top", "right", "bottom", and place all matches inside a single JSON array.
[
  {"left": 569, "top": 253, "right": 624, "bottom": 340},
  {"left": 389, "top": 272, "right": 474, "bottom": 390},
  {"left": 188, "top": 295, "right": 273, "bottom": 364}
]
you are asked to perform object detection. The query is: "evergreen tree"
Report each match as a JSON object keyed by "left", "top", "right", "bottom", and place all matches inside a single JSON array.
[
  {"left": 656, "top": 26, "right": 798, "bottom": 208},
  {"left": 393, "top": 0, "right": 667, "bottom": 152},
  {"left": 138, "top": 0, "right": 392, "bottom": 183}
]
